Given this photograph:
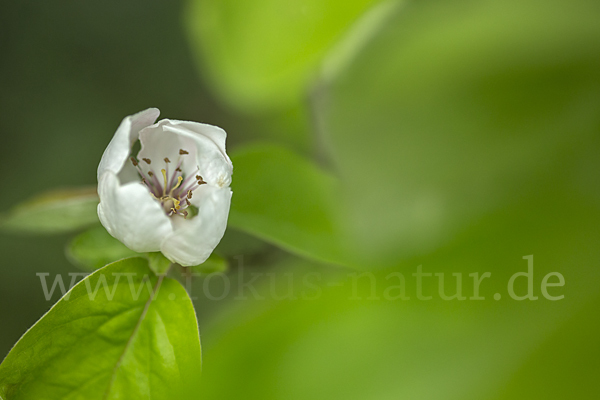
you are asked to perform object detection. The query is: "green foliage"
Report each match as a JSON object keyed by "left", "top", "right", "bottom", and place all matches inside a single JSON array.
[
  {"left": 146, "top": 252, "right": 173, "bottom": 276},
  {"left": 185, "top": 0, "right": 378, "bottom": 112},
  {"left": 192, "top": 252, "right": 228, "bottom": 274},
  {"left": 66, "top": 226, "right": 139, "bottom": 271},
  {"left": 0, "top": 187, "right": 99, "bottom": 234},
  {"left": 0, "top": 258, "right": 201, "bottom": 400},
  {"left": 228, "top": 144, "right": 349, "bottom": 266},
  {"left": 315, "top": 0, "right": 600, "bottom": 266}
]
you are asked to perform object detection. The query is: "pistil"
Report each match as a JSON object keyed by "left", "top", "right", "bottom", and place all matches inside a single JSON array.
[{"left": 130, "top": 149, "right": 207, "bottom": 218}]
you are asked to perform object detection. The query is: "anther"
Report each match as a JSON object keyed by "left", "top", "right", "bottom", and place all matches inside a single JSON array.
[
  {"left": 130, "top": 157, "right": 138, "bottom": 166},
  {"left": 179, "top": 149, "right": 189, "bottom": 155},
  {"left": 186, "top": 199, "right": 191, "bottom": 206},
  {"left": 196, "top": 175, "right": 207, "bottom": 185},
  {"left": 164, "top": 157, "right": 171, "bottom": 163},
  {"left": 148, "top": 171, "right": 154, "bottom": 177},
  {"left": 176, "top": 167, "right": 182, "bottom": 172},
  {"left": 143, "top": 158, "right": 151, "bottom": 164},
  {"left": 187, "top": 190, "right": 193, "bottom": 199},
  {"left": 181, "top": 210, "right": 189, "bottom": 219}
]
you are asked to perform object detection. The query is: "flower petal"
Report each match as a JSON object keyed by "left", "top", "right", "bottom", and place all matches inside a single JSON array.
[
  {"left": 97, "top": 108, "right": 160, "bottom": 180},
  {"left": 158, "top": 120, "right": 233, "bottom": 188},
  {"left": 137, "top": 122, "right": 201, "bottom": 188},
  {"left": 160, "top": 185, "right": 232, "bottom": 266},
  {"left": 97, "top": 170, "right": 173, "bottom": 252}
]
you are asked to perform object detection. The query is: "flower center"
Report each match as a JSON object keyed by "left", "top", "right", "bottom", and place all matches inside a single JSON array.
[{"left": 130, "top": 149, "right": 206, "bottom": 218}]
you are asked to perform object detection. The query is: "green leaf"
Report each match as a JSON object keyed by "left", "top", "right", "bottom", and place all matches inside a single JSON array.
[
  {"left": 0, "top": 187, "right": 99, "bottom": 234},
  {"left": 146, "top": 252, "right": 173, "bottom": 276},
  {"left": 315, "top": 0, "right": 600, "bottom": 265},
  {"left": 66, "top": 226, "right": 139, "bottom": 271},
  {"left": 184, "top": 0, "right": 379, "bottom": 112},
  {"left": 0, "top": 258, "right": 202, "bottom": 400},
  {"left": 494, "top": 294, "right": 600, "bottom": 399},
  {"left": 228, "top": 144, "right": 350, "bottom": 266},
  {"left": 191, "top": 252, "right": 228, "bottom": 274}
]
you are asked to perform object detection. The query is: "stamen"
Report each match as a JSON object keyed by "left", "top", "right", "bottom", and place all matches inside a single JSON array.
[
  {"left": 174, "top": 167, "right": 201, "bottom": 198},
  {"left": 130, "top": 157, "right": 138, "bottom": 167},
  {"left": 164, "top": 157, "right": 171, "bottom": 163},
  {"left": 143, "top": 158, "right": 151, "bottom": 164},
  {"left": 187, "top": 190, "right": 193, "bottom": 199},
  {"left": 196, "top": 175, "right": 207, "bottom": 185},
  {"left": 179, "top": 149, "right": 189, "bottom": 155},
  {"left": 148, "top": 171, "right": 154, "bottom": 177},
  {"left": 168, "top": 158, "right": 184, "bottom": 190},
  {"left": 181, "top": 210, "right": 189, "bottom": 219},
  {"left": 185, "top": 199, "right": 191, "bottom": 206}
]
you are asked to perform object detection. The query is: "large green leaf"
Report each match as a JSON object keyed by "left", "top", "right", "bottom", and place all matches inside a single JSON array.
[
  {"left": 197, "top": 182, "right": 600, "bottom": 399},
  {"left": 228, "top": 144, "right": 349, "bottom": 266},
  {"left": 184, "top": 0, "right": 379, "bottom": 112},
  {"left": 0, "top": 258, "right": 201, "bottom": 400},
  {"left": 66, "top": 226, "right": 139, "bottom": 271},
  {"left": 0, "top": 187, "right": 99, "bottom": 234},
  {"left": 315, "top": 0, "right": 600, "bottom": 266}
]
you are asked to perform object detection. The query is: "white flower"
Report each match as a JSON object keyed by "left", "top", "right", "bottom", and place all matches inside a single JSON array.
[{"left": 97, "top": 108, "right": 233, "bottom": 267}]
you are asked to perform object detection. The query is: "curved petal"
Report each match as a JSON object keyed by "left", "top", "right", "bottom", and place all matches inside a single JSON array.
[
  {"left": 155, "top": 120, "right": 233, "bottom": 188},
  {"left": 97, "top": 108, "right": 160, "bottom": 180},
  {"left": 160, "top": 185, "right": 232, "bottom": 266},
  {"left": 137, "top": 122, "right": 201, "bottom": 188},
  {"left": 97, "top": 170, "right": 173, "bottom": 252}
]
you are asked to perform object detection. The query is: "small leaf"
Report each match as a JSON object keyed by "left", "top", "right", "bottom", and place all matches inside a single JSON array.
[
  {"left": 147, "top": 252, "right": 173, "bottom": 276},
  {"left": 0, "top": 257, "right": 202, "bottom": 400},
  {"left": 191, "top": 252, "right": 228, "bottom": 274},
  {"left": 66, "top": 226, "right": 139, "bottom": 271},
  {"left": 0, "top": 186, "right": 99, "bottom": 234}
]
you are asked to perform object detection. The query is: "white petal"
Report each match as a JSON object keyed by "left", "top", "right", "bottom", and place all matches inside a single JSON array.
[
  {"left": 160, "top": 185, "right": 232, "bottom": 266},
  {"left": 156, "top": 119, "right": 233, "bottom": 188},
  {"left": 97, "top": 108, "right": 160, "bottom": 180},
  {"left": 137, "top": 122, "right": 201, "bottom": 186},
  {"left": 97, "top": 170, "right": 173, "bottom": 252}
]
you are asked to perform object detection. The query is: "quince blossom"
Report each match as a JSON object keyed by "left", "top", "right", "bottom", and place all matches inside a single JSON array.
[{"left": 97, "top": 108, "right": 232, "bottom": 266}]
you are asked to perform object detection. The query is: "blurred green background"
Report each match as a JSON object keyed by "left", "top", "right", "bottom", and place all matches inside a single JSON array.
[{"left": 1, "top": 0, "right": 599, "bottom": 399}]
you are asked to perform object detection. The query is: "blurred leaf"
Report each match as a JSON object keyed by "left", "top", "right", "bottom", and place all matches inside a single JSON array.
[
  {"left": 185, "top": 0, "right": 379, "bottom": 112},
  {"left": 314, "top": 0, "right": 600, "bottom": 266},
  {"left": 192, "top": 252, "right": 228, "bottom": 274},
  {"left": 228, "top": 144, "right": 350, "bottom": 266},
  {"left": 494, "top": 293, "right": 600, "bottom": 400},
  {"left": 214, "top": 227, "right": 270, "bottom": 258},
  {"left": 0, "top": 187, "right": 99, "bottom": 234},
  {"left": 0, "top": 257, "right": 201, "bottom": 400},
  {"left": 66, "top": 226, "right": 139, "bottom": 271},
  {"left": 198, "top": 206, "right": 600, "bottom": 400}
]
